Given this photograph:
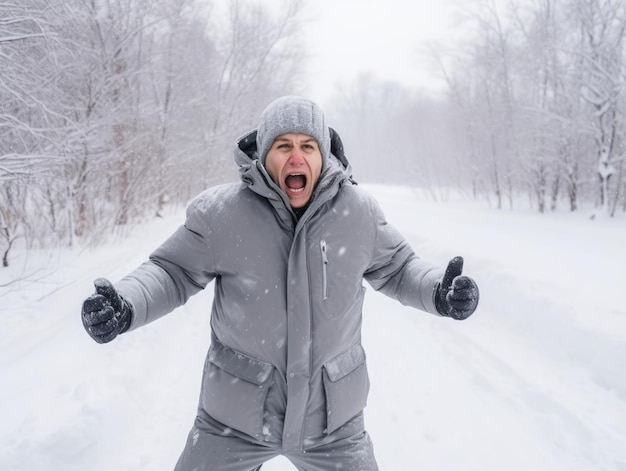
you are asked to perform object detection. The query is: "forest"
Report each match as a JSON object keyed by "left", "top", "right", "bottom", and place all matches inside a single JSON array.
[
  {"left": 2, "top": 0, "right": 625, "bottom": 269},
  {"left": 333, "top": 0, "right": 626, "bottom": 216}
]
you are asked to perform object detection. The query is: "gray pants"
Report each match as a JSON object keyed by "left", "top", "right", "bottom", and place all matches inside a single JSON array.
[{"left": 174, "top": 413, "right": 379, "bottom": 471}]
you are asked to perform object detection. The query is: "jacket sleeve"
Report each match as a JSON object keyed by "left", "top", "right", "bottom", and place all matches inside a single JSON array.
[
  {"left": 115, "top": 196, "right": 217, "bottom": 331},
  {"left": 363, "top": 197, "right": 444, "bottom": 315}
]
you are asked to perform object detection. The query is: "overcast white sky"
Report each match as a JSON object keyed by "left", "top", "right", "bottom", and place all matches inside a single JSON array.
[
  {"left": 208, "top": 0, "right": 474, "bottom": 106},
  {"left": 299, "top": 0, "right": 467, "bottom": 104}
]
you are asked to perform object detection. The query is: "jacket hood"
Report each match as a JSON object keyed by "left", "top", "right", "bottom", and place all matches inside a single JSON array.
[{"left": 234, "top": 127, "right": 355, "bottom": 219}]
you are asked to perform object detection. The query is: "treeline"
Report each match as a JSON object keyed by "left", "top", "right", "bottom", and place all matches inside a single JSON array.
[
  {"left": 3, "top": 0, "right": 626, "bottom": 270},
  {"left": 1, "top": 0, "right": 307, "bottom": 266},
  {"left": 330, "top": 0, "right": 626, "bottom": 216}
]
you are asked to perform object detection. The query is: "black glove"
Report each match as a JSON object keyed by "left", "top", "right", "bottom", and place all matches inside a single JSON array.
[
  {"left": 435, "top": 256, "right": 479, "bottom": 320},
  {"left": 82, "top": 278, "right": 132, "bottom": 343}
]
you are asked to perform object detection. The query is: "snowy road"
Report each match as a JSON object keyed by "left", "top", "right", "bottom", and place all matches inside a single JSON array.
[{"left": 2, "top": 185, "right": 625, "bottom": 470}]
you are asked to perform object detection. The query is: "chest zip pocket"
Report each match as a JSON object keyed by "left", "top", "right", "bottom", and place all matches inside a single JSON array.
[{"left": 320, "top": 240, "right": 328, "bottom": 300}]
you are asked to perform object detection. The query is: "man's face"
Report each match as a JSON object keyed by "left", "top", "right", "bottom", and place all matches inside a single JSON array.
[{"left": 265, "top": 133, "right": 323, "bottom": 209}]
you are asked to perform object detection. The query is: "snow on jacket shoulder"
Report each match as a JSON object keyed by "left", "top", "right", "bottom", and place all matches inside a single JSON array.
[{"left": 115, "top": 130, "right": 444, "bottom": 451}]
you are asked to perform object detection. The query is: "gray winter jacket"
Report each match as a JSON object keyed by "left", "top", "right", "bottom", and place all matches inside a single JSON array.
[{"left": 115, "top": 129, "right": 444, "bottom": 451}]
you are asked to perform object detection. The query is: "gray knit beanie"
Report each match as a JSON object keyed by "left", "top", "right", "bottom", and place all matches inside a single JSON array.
[{"left": 256, "top": 96, "right": 331, "bottom": 168}]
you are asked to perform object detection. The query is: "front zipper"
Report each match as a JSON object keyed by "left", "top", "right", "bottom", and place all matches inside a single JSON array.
[{"left": 320, "top": 239, "right": 328, "bottom": 300}]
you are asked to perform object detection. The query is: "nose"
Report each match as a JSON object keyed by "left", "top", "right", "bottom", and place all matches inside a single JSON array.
[{"left": 288, "top": 149, "right": 305, "bottom": 165}]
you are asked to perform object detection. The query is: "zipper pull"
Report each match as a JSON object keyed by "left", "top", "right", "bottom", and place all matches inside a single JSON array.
[
  {"left": 320, "top": 240, "right": 328, "bottom": 300},
  {"left": 320, "top": 240, "right": 328, "bottom": 264}
]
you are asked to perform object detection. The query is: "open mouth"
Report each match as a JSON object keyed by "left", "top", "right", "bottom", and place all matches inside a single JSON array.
[{"left": 285, "top": 174, "right": 307, "bottom": 193}]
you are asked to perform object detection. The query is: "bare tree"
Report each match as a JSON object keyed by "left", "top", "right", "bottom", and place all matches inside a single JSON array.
[
  {"left": 0, "top": 0, "right": 75, "bottom": 261},
  {"left": 200, "top": 0, "right": 309, "bottom": 184},
  {"left": 429, "top": 0, "right": 626, "bottom": 215},
  {"left": 1, "top": 0, "right": 310, "bottom": 272},
  {"left": 570, "top": 0, "right": 626, "bottom": 215}
]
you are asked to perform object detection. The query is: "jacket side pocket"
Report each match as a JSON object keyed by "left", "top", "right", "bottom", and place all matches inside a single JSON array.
[
  {"left": 201, "top": 338, "right": 275, "bottom": 439},
  {"left": 322, "top": 343, "right": 370, "bottom": 434}
]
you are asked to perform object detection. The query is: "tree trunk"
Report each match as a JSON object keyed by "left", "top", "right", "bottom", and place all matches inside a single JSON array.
[
  {"left": 1, "top": 226, "right": 14, "bottom": 268},
  {"left": 550, "top": 173, "right": 560, "bottom": 211}
]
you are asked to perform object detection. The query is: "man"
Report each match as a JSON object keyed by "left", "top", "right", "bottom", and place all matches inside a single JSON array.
[{"left": 82, "top": 96, "right": 479, "bottom": 470}]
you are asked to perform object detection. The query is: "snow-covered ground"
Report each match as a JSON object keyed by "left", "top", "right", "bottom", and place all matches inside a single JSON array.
[{"left": 2, "top": 184, "right": 625, "bottom": 470}]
